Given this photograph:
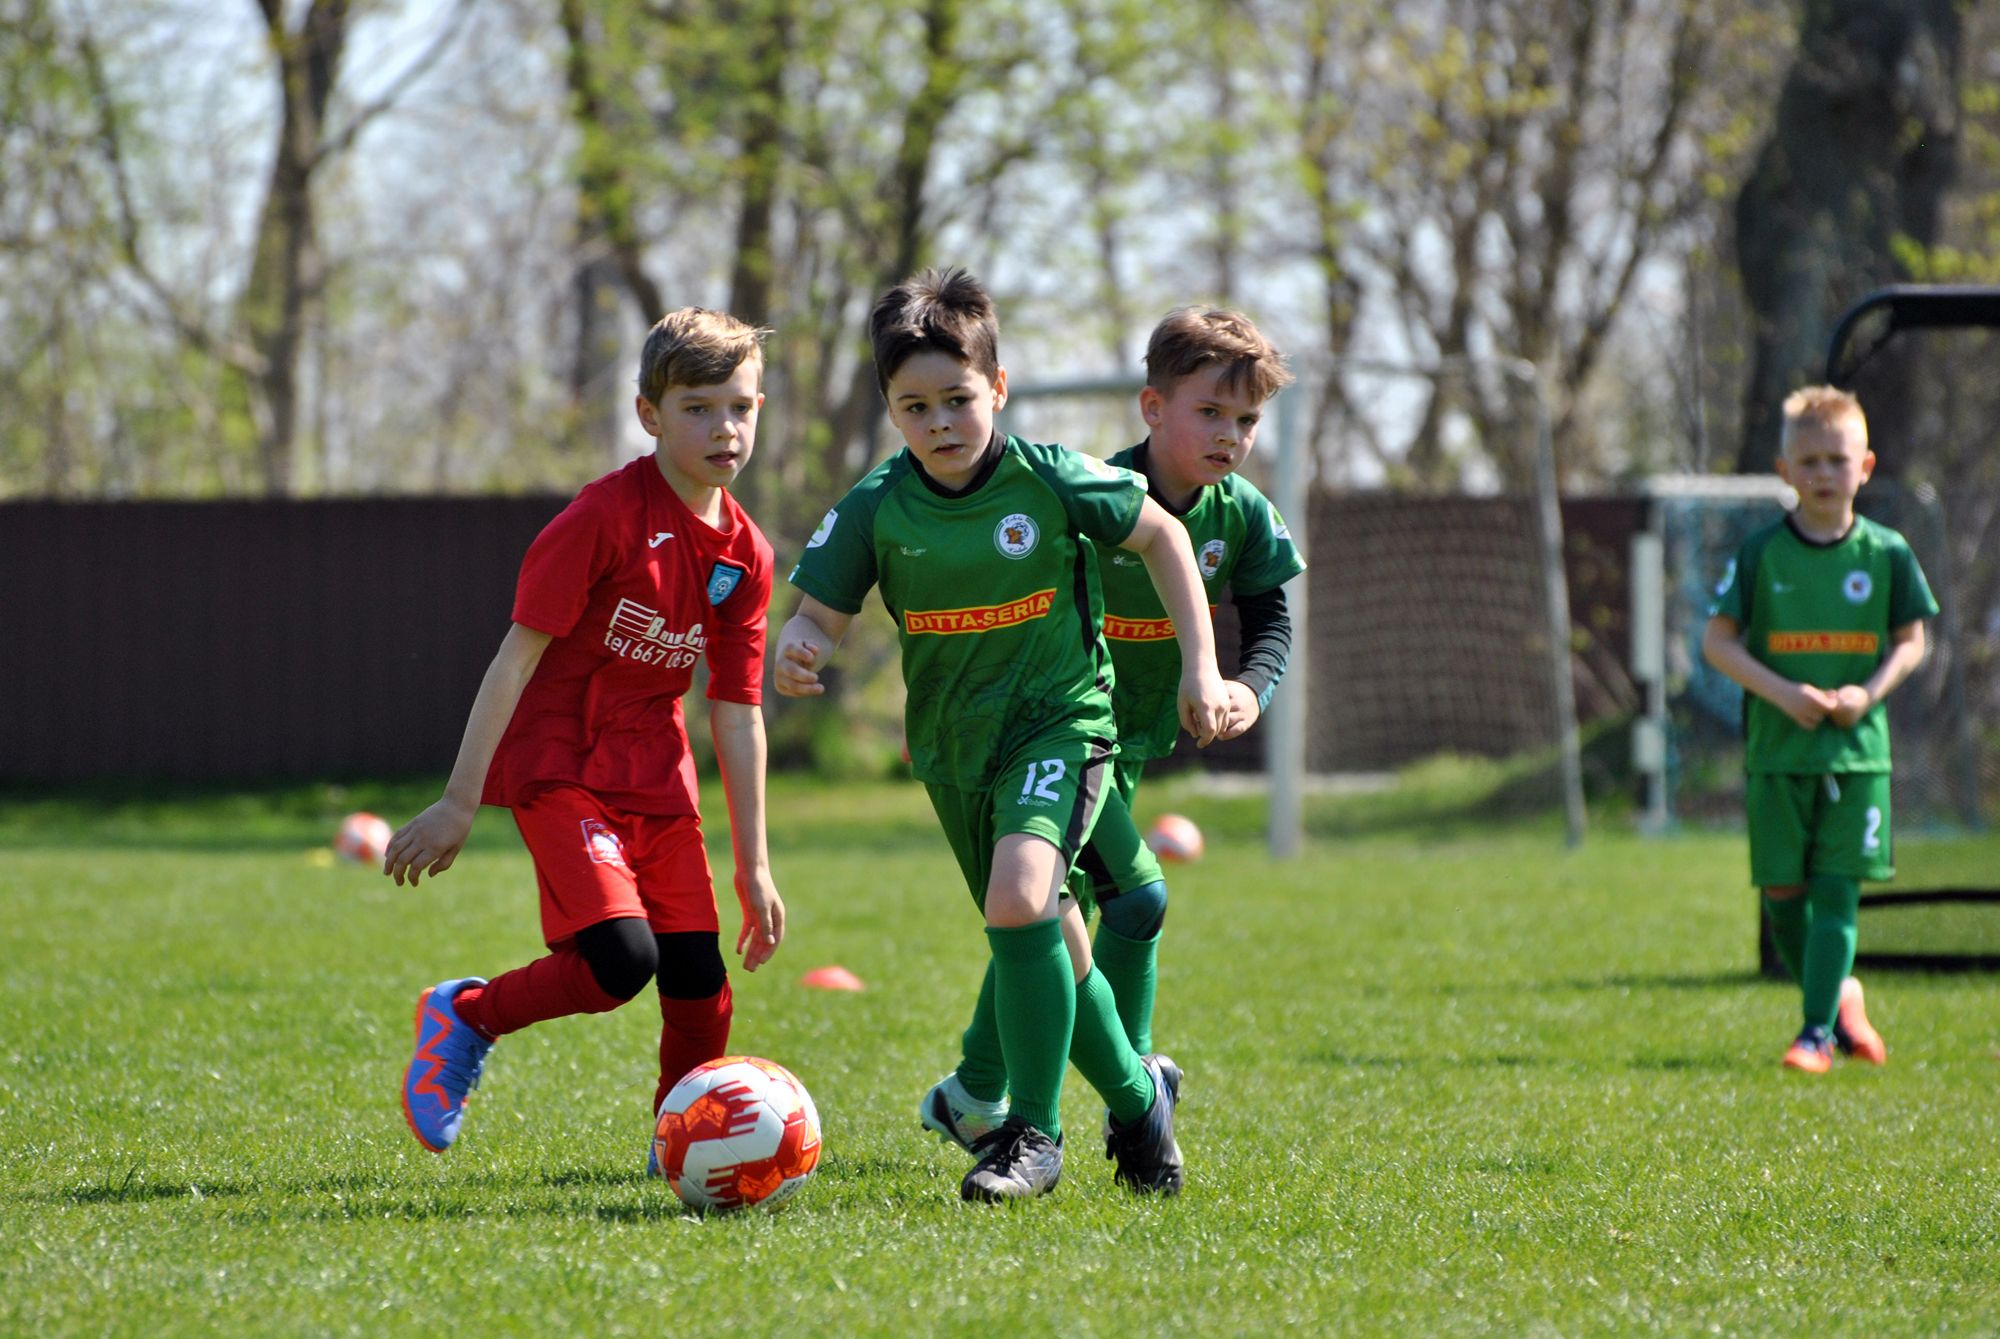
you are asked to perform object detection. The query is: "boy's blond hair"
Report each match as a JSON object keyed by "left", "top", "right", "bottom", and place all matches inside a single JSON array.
[
  {"left": 638, "top": 308, "right": 768, "bottom": 403},
  {"left": 1145, "top": 307, "right": 1294, "bottom": 401},
  {"left": 1779, "top": 385, "right": 1868, "bottom": 455}
]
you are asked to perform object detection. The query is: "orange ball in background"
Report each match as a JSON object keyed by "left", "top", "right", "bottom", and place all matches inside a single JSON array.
[{"left": 1144, "top": 812, "right": 1204, "bottom": 863}]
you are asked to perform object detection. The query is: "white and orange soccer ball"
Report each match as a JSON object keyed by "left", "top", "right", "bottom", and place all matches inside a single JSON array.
[
  {"left": 1144, "top": 812, "right": 1204, "bottom": 863},
  {"left": 332, "top": 811, "right": 392, "bottom": 865},
  {"left": 652, "top": 1056, "right": 822, "bottom": 1213}
]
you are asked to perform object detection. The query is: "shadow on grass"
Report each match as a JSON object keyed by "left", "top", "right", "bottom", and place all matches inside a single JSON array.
[
  {"left": 1313, "top": 1048, "right": 1740, "bottom": 1073},
  {"left": 1555, "top": 970, "right": 1766, "bottom": 992},
  {"left": 56, "top": 1170, "right": 250, "bottom": 1205}
]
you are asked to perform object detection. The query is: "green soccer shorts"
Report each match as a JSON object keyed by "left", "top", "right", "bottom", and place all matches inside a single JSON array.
[
  {"left": 924, "top": 730, "right": 1115, "bottom": 911},
  {"left": 1745, "top": 770, "right": 1894, "bottom": 886},
  {"left": 1069, "top": 755, "right": 1164, "bottom": 908}
]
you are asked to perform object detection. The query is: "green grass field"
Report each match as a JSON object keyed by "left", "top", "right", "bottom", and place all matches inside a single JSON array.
[{"left": 4, "top": 772, "right": 1999, "bottom": 1335}]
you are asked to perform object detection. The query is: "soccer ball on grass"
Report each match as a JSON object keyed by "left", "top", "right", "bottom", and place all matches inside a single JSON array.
[
  {"left": 653, "top": 1056, "right": 821, "bottom": 1212},
  {"left": 333, "top": 811, "right": 392, "bottom": 864}
]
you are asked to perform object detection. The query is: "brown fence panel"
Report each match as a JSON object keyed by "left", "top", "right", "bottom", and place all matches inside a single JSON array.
[{"left": 0, "top": 497, "right": 566, "bottom": 784}]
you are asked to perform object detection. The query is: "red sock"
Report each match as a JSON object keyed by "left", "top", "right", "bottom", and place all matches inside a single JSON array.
[
  {"left": 455, "top": 950, "right": 627, "bottom": 1040},
  {"left": 652, "top": 980, "right": 733, "bottom": 1116}
]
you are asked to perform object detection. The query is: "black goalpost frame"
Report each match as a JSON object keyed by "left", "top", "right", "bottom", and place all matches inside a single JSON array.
[{"left": 1756, "top": 284, "right": 2000, "bottom": 976}]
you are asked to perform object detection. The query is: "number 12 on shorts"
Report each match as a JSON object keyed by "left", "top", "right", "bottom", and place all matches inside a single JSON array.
[{"left": 1021, "top": 759, "right": 1067, "bottom": 803}]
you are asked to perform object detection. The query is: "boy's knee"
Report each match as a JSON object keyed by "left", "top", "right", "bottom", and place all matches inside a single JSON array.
[
  {"left": 1099, "top": 880, "right": 1168, "bottom": 941},
  {"left": 575, "top": 917, "right": 660, "bottom": 1000},
  {"left": 655, "top": 931, "right": 727, "bottom": 1000}
]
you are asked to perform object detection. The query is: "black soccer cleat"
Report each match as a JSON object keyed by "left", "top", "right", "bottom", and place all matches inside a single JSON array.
[
  {"left": 1104, "top": 1053, "right": 1184, "bottom": 1194},
  {"left": 959, "top": 1116, "right": 1064, "bottom": 1202}
]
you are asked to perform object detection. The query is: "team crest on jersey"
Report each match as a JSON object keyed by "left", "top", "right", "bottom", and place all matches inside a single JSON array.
[
  {"left": 1269, "top": 503, "right": 1291, "bottom": 540},
  {"left": 995, "top": 513, "right": 1039, "bottom": 558},
  {"left": 1198, "top": 539, "right": 1228, "bottom": 579},
  {"left": 706, "top": 561, "right": 747, "bottom": 605},
  {"left": 806, "top": 509, "right": 838, "bottom": 549},
  {"left": 1844, "top": 570, "right": 1872, "bottom": 603},
  {"left": 580, "top": 819, "right": 628, "bottom": 868}
]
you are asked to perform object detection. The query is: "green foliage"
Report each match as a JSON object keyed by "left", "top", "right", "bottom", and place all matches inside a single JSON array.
[{"left": 5, "top": 778, "right": 2000, "bottom": 1332}]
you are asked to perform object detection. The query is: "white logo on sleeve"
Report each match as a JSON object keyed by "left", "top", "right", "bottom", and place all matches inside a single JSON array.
[
  {"left": 806, "top": 509, "right": 838, "bottom": 549},
  {"left": 1844, "top": 570, "right": 1873, "bottom": 603},
  {"left": 1714, "top": 558, "right": 1737, "bottom": 597},
  {"left": 995, "top": 513, "right": 1039, "bottom": 558},
  {"left": 1270, "top": 504, "right": 1291, "bottom": 540}
]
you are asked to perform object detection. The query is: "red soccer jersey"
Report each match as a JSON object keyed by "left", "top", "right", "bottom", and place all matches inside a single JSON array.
[{"left": 482, "top": 455, "right": 774, "bottom": 815}]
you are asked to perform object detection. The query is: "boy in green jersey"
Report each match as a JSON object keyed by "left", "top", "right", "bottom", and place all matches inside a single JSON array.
[
  {"left": 924, "top": 307, "right": 1305, "bottom": 1153},
  {"left": 776, "top": 268, "right": 1231, "bottom": 1201},
  {"left": 1703, "top": 386, "right": 1938, "bottom": 1073}
]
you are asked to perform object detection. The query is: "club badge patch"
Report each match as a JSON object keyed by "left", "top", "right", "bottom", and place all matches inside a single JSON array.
[
  {"left": 580, "top": 819, "right": 628, "bottom": 868},
  {"left": 1199, "top": 539, "right": 1228, "bottom": 579},
  {"left": 707, "top": 561, "right": 748, "bottom": 605},
  {"left": 995, "top": 513, "right": 1039, "bottom": 559},
  {"left": 1844, "top": 570, "right": 1872, "bottom": 603}
]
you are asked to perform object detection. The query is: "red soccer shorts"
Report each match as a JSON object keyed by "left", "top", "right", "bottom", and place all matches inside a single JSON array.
[{"left": 511, "top": 785, "right": 717, "bottom": 946}]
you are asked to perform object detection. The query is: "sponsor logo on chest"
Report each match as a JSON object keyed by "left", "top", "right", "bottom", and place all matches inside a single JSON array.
[
  {"left": 1767, "top": 631, "right": 1880, "bottom": 655},
  {"left": 905, "top": 589, "right": 1057, "bottom": 635},
  {"left": 605, "top": 597, "right": 708, "bottom": 668}
]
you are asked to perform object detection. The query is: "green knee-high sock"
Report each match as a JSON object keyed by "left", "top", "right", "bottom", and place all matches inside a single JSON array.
[
  {"left": 1068, "top": 965, "right": 1153, "bottom": 1124},
  {"left": 1801, "top": 874, "right": 1860, "bottom": 1031},
  {"left": 986, "top": 921, "right": 1074, "bottom": 1137},
  {"left": 1762, "top": 892, "right": 1809, "bottom": 984},
  {"left": 1092, "top": 925, "right": 1158, "bottom": 1054},
  {"left": 955, "top": 961, "right": 1008, "bottom": 1103}
]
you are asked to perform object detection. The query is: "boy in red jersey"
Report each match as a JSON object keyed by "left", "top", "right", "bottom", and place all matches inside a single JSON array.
[{"left": 386, "top": 308, "right": 784, "bottom": 1157}]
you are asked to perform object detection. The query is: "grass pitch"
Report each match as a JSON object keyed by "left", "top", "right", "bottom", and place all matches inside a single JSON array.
[{"left": 3, "top": 772, "right": 1999, "bottom": 1335}]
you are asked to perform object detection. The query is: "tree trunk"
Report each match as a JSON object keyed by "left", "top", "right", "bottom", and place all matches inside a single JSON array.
[{"left": 1733, "top": 0, "right": 1961, "bottom": 476}]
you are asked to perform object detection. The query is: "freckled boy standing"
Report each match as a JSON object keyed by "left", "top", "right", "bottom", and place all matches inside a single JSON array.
[{"left": 1702, "top": 386, "right": 1937, "bottom": 1073}]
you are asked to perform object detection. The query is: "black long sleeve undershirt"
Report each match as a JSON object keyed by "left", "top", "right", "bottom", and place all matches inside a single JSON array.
[{"left": 1232, "top": 583, "right": 1292, "bottom": 709}]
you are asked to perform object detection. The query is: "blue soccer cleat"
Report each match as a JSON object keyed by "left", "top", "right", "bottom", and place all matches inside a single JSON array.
[{"left": 401, "top": 978, "right": 494, "bottom": 1152}]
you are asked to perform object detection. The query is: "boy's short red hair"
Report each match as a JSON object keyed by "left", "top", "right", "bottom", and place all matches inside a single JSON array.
[
  {"left": 1145, "top": 307, "right": 1293, "bottom": 401},
  {"left": 638, "top": 308, "right": 767, "bottom": 403}
]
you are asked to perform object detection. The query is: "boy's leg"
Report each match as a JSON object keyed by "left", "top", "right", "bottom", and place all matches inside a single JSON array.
[
  {"left": 1760, "top": 886, "right": 1808, "bottom": 984},
  {"left": 624, "top": 813, "right": 733, "bottom": 1116},
  {"left": 1807, "top": 773, "right": 1894, "bottom": 1056},
  {"left": 983, "top": 832, "right": 1078, "bottom": 1137},
  {"left": 404, "top": 788, "right": 659, "bottom": 1151},
  {"left": 1079, "top": 762, "right": 1168, "bottom": 1054},
  {"left": 1746, "top": 773, "right": 1820, "bottom": 1047}
]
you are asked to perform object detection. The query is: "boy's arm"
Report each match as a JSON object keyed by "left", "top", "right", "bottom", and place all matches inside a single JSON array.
[
  {"left": 1700, "top": 614, "right": 1837, "bottom": 731},
  {"left": 1218, "top": 584, "right": 1291, "bottom": 741},
  {"left": 710, "top": 699, "right": 784, "bottom": 971},
  {"left": 773, "top": 595, "right": 855, "bottom": 698},
  {"left": 1829, "top": 619, "right": 1927, "bottom": 728},
  {"left": 1119, "top": 497, "right": 1230, "bottom": 744},
  {"left": 385, "top": 621, "right": 552, "bottom": 886}
]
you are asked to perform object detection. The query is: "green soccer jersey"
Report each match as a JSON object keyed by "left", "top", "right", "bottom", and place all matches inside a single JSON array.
[
  {"left": 789, "top": 433, "right": 1147, "bottom": 787},
  {"left": 1709, "top": 514, "right": 1938, "bottom": 774},
  {"left": 1095, "top": 442, "right": 1307, "bottom": 761}
]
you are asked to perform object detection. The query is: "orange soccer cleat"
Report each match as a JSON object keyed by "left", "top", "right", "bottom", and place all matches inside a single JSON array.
[
  {"left": 1783, "top": 1027, "right": 1835, "bottom": 1074},
  {"left": 1834, "top": 976, "right": 1888, "bottom": 1065}
]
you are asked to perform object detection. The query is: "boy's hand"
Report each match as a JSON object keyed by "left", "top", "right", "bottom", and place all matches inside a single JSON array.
[
  {"left": 1217, "top": 680, "right": 1262, "bottom": 741},
  {"left": 733, "top": 868, "right": 785, "bottom": 971},
  {"left": 383, "top": 797, "right": 476, "bottom": 886},
  {"left": 1777, "top": 682, "right": 1839, "bottom": 731},
  {"left": 1828, "top": 683, "right": 1872, "bottom": 729},
  {"left": 1179, "top": 666, "right": 1232, "bottom": 747},
  {"left": 774, "top": 624, "right": 828, "bottom": 697}
]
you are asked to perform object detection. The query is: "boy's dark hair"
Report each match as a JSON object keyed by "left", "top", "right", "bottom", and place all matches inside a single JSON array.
[
  {"left": 638, "top": 308, "right": 767, "bottom": 404},
  {"left": 868, "top": 267, "right": 1000, "bottom": 394},
  {"left": 1144, "top": 306, "right": 1294, "bottom": 401}
]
